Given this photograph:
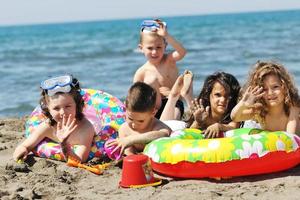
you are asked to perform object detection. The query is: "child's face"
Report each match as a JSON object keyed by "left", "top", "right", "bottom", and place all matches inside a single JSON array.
[
  {"left": 262, "top": 74, "right": 285, "bottom": 107},
  {"left": 47, "top": 93, "right": 77, "bottom": 123},
  {"left": 209, "top": 82, "right": 229, "bottom": 117},
  {"left": 139, "top": 34, "right": 166, "bottom": 65},
  {"left": 125, "top": 109, "right": 155, "bottom": 132}
]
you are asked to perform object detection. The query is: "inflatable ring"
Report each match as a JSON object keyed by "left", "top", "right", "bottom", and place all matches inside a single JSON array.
[
  {"left": 25, "top": 89, "right": 126, "bottom": 161},
  {"left": 143, "top": 128, "right": 300, "bottom": 178}
]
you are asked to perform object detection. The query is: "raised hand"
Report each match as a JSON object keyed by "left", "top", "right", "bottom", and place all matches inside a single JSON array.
[
  {"left": 191, "top": 98, "right": 210, "bottom": 125},
  {"left": 56, "top": 114, "right": 77, "bottom": 143},
  {"left": 241, "top": 86, "right": 265, "bottom": 108},
  {"left": 154, "top": 19, "right": 168, "bottom": 37}
]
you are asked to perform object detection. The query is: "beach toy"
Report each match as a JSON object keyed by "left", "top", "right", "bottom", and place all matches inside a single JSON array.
[
  {"left": 104, "top": 139, "right": 122, "bottom": 160},
  {"left": 144, "top": 128, "right": 300, "bottom": 178},
  {"left": 25, "top": 89, "right": 126, "bottom": 161},
  {"left": 119, "top": 154, "right": 162, "bottom": 188},
  {"left": 67, "top": 157, "right": 110, "bottom": 175},
  {"left": 67, "top": 157, "right": 103, "bottom": 175}
]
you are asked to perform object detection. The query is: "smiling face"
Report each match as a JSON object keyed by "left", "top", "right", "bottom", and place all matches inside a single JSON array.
[
  {"left": 46, "top": 93, "right": 77, "bottom": 123},
  {"left": 262, "top": 74, "right": 285, "bottom": 108},
  {"left": 209, "top": 81, "right": 229, "bottom": 119},
  {"left": 139, "top": 33, "right": 166, "bottom": 65},
  {"left": 125, "top": 109, "right": 155, "bottom": 132}
]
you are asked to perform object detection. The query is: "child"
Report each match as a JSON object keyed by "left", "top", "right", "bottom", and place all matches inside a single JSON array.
[
  {"left": 13, "top": 75, "right": 95, "bottom": 163},
  {"left": 164, "top": 71, "right": 240, "bottom": 138},
  {"left": 106, "top": 82, "right": 171, "bottom": 156},
  {"left": 134, "top": 19, "right": 187, "bottom": 119},
  {"left": 231, "top": 61, "right": 300, "bottom": 134}
]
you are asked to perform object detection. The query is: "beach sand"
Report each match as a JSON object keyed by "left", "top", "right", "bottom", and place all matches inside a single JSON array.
[{"left": 1, "top": 118, "right": 300, "bottom": 200}]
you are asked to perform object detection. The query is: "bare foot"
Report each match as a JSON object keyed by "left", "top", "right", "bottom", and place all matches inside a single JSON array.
[
  {"left": 170, "top": 75, "right": 184, "bottom": 98},
  {"left": 181, "top": 70, "right": 193, "bottom": 98}
]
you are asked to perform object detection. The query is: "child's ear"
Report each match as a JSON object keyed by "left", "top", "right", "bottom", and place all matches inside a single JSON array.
[
  {"left": 151, "top": 108, "right": 158, "bottom": 116},
  {"left": 138, "top": 44, "right": 143, "bottom": 52}
]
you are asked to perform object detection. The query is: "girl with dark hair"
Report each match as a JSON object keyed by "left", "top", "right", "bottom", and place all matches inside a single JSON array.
[
  {"left": 160, "top": 71, "right": 241, "bottom": 138},
  {"left": 188, "top": 71, "right": 241, "bottom": 138},
  {"left": 13, "top": 75, "right": 95, "bottom": 163}
]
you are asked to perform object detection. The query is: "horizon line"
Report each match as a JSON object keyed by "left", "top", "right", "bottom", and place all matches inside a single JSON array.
[{"left": 1, "top": 8, "right": 299, "bottom": 28}]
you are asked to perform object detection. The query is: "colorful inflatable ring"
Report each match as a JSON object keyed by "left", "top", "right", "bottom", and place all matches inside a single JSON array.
[
  {"left": 143, "top": 128, "right": 300, "bottom": 178},
  {"left": 25, "top": 89, "right": 126, "bottom": 161}
]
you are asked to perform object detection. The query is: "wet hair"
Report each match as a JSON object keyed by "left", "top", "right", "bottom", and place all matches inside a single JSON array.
[
  {"left": 243, "top": 60, "right": 300, "bottom": 123},
  {"left": 39, "top": 76, "right": 84, "bottom": 126},
  {"left": 125, "top": 82, "right": 157, "bottom": 112},
  {"left": 187, "top": 71, "right": 241, "bottom": 127}
]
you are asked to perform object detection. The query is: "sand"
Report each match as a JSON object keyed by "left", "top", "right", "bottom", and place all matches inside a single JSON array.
[{"left": 1, "top": 118, "right": 300, "bottom": 200}]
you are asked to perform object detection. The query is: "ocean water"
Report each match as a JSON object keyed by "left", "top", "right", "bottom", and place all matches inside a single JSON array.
[{"left": 1, "top": 10, "right": 300, "bottom": 117}]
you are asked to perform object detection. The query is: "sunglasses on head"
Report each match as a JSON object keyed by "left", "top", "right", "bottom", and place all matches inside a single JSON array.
[{"left": 41, "top": 75, "right": 77, "bottom": 96}]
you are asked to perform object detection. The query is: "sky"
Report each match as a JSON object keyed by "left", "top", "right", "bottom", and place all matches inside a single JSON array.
[{"left": 1, "top": 0, "right": 300, "bottom": 26}]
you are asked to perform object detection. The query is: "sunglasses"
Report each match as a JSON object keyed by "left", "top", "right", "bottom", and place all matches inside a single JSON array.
[{"left": 41, "top": 75, "right": 77, "bottom": 96}]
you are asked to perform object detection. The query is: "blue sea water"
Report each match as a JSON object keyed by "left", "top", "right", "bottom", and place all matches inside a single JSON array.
[{"left": 1, "top": 10, "right": 300, "bottom": 117}]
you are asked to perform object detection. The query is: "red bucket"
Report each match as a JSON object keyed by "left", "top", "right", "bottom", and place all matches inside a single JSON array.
[{"left": 119, "top": 154, "right": 161, "bottom": 188}]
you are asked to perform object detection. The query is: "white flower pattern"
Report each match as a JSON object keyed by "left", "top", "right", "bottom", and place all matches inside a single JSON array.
[{"left": 235, "top": 141, "right": 269, "bottom": 159}]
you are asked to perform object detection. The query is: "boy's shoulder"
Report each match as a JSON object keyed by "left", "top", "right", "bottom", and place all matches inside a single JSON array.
[{"left": 119, "top": 122, "right": 135, "bottom": 136}]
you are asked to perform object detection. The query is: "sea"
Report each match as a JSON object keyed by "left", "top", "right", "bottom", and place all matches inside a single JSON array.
[{"left": 1, "top": 9, "right": 300, "bottom": 117}]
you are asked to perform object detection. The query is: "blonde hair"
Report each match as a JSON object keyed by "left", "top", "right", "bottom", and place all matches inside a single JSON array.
[
  {"left": 139, "top": 31, "right": 166, "bottom": 45},
  {"left": 243, "top": 61, "right": 300, "bottom": 124}
]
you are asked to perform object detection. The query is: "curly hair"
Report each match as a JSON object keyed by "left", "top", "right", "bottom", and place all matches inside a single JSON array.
[
  {"left": 243, "top": 60, "right": 300, "bottom": 124},
  {"left": 39, "top": 77, "right": 84, "bottom": 126},
  {"left": 186, "top": 71, "right": 241, "bottom": 128}
]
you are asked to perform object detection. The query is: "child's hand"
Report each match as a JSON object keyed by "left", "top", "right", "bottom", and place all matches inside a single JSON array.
[
  {"left": 154, "top": 19, "right": 168, "bottom": 37},
  {"left": 106, "top": 137, "right": 130, "bottom": 155},
  {"left": 191, "top": 98, "right": 210, "bottom": 125},
  {"left": 159, "top": 86, "right": 171, "bottom": 97},
  {"left": 56, "top": 114, "right": 78, "bottom": 143},
  {"left": 204, "top": 123, "right": 221, "bottom": 138},
  {"left": 13, "top": 145, "right": 28, "bottom": 162},
  {"left": 242, "top": 86, "right": 265, "bottom": 108}
]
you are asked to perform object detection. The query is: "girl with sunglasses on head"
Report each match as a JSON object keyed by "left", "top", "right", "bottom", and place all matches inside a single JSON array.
[
  {"left": 231, "top": 61, "right": 300, "bottom": 134},
  {"left": 13, "top": 75, "right": 95, "bottom": 163}
]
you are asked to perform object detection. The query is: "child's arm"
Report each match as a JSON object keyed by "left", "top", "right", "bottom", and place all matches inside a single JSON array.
[
  {"left": 286, "top": 106, "right": 300, "bottom": 134},
  {"left": 133, "top": 68, "right": 144, "bottom": 83},
  {"left": 165, "top": 34, "right": 186, "bottom": 61},
  {"left": 73, "top": 128, "right": 94, "bottom": 162},
  {"left": 204, "top": 122, "right": 239, "bottom": 138},
  {"left": 231, "top": 86, "right": 264, "bottom": 122},
  {"left": 13, "top": 122, "right": 52, "bottom": 161},
  {"left": 108, "top": 124, "right": 170, "bottom": 154},
  {"left": 156, "top": 20, "right": 186, "bottom": 61}
]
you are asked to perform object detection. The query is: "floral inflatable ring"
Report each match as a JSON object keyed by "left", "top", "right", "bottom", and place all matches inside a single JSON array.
[
  {"left": 143, "top": 128, "right": 300, "bottom": 178},
  {"left": 25, "top": 89, "right": 126, "bottom": 161}
]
